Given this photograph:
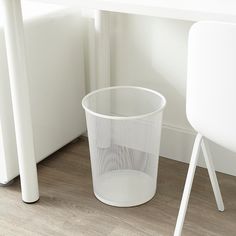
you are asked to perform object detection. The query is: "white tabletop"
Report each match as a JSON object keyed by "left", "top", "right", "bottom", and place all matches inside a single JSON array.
[{"left": 25, "top": 0, "right": 236, "bottom": 22}]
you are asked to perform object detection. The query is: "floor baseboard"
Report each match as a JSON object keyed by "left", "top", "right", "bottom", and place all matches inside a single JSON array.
[{"left": 161, "top": 123, "right": 236, "bottom": 176}]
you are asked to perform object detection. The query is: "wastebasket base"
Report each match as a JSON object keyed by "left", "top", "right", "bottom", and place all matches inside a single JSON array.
[{"left": 94, "top": 170, "right": 156, "bottom": 207}]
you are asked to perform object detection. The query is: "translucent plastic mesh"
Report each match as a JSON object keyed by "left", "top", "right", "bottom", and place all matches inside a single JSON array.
[{"left": 83, "top": 87, "right": 165, "bottom": 207}]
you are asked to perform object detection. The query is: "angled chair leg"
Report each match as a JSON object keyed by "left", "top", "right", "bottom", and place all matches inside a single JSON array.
[
  {"left": 201, "top": 138, "right": 224, "bottom": 211},
  {"left": 174, "top": 133, "right": 203, "bottom": 236}
]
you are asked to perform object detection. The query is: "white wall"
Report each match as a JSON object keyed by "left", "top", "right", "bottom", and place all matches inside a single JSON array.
[
  {"left": 111, "top": 14, "right": 192, "bottom": 128},
  {"left": 107, "top": 13, "right": 236, "bottom": 176}
]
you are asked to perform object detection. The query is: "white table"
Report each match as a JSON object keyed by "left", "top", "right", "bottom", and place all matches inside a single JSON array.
[{"left": 1, "top": 0, "right": 236, "bottom": 203}]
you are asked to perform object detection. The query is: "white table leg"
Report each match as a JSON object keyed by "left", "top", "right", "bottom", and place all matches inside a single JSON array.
[
  {"left": 93, "top": 10, "right": 112, "bottom": 148},
  {"left": 1, "top": 0, "right": 39, "bottom": 203},
  {"left": 94, "top": 10, "right": 111, "bottom": 89}
]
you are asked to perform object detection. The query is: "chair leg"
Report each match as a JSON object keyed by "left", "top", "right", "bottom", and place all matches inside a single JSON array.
[
  {"left": 174, "top": 133, "right": 202, "bottom": 236},
  {"left": 201, "top": 138, "right": 224, "bottom": 211}
]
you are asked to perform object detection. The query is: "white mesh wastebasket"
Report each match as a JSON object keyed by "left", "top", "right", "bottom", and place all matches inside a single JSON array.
[{"left": 82, "top": 86, "right": 166, "bottom": 207}]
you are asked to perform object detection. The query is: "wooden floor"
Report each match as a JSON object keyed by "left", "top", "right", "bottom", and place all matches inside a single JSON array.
[{"left": 1, "top": 137, "right": 236, "bottom": 236}]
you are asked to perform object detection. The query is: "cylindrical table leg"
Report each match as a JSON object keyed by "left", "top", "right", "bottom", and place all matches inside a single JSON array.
[
  {"left": 94, "top": 10, "right": 111, "bottom": 89},
  {"left": 1, "top": 0, "right": 39, "bottom": 203},
  {"left": 94, "top": 10, "right": 111, "bottom": 148}
]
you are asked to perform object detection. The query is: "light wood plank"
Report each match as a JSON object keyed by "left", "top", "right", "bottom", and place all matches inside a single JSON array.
[{"left": 0, "top": 137, "right": 236, "bottom": 235}]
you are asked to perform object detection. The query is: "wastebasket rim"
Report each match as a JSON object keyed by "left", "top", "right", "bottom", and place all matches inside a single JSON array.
[{"left": 82, "top": 86, "right": 166, "bottom": 120}]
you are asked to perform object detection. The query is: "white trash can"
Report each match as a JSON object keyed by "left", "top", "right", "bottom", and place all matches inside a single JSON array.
[{"left": 82, "top": 86, "right": 166, "bottom": 207}]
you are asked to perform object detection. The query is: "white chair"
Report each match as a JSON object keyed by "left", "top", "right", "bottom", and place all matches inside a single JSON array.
[{"left": 174, "top": 21, "right": 236, "bottom": 236}]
